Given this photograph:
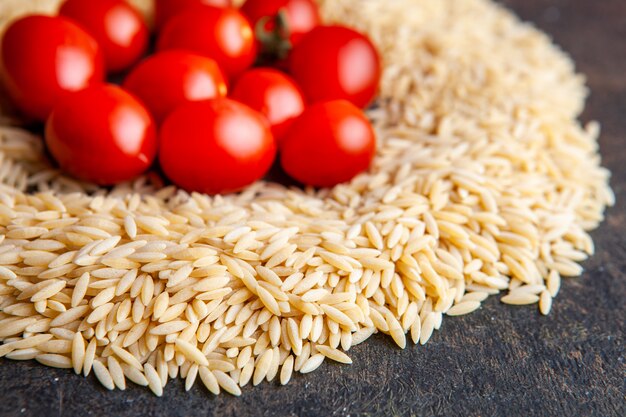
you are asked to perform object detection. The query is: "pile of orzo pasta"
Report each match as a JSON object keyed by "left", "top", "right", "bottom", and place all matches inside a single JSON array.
[{"left": 0, "top": 0, "right": 614, "bottom": 396}]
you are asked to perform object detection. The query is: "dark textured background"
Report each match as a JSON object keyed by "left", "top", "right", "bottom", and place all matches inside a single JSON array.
[{"left": 1, "top": 1, "right": 625, "bottom": 416}]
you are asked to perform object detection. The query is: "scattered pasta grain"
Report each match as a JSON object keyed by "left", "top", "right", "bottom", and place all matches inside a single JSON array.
[
  {"left": 447, "top": 301, "right": 481, "bottom": 316},
  {"left": 316, "top": 345, "right": 352, "bottom": 364},
  {"left": 299, "top": 354, "right": 325, "bottom": 374},
  {"left": 93, "top": 360, "right": 115, "bottom": 391}
]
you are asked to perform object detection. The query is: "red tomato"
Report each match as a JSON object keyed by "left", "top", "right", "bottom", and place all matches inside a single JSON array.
[
  {"left": 124, "top": 51, "right": 228, "bottom": 123},
  {"left": 0, "top": 15, "right": 104, "bottom": 121},
  {"left": 230, "top": 68, "right": 305, "bottom": 144},
  {"left": 159, "top": 99, "right": 276, "bottom": 194},
  {"left": 280, "top": 100, "right": 375, "bottom": 187},
  {"left": 59, "top": 0, "right": 149, "bottom": 72},
  {"left": 289, "top": 26, "right": 381, "bottom": 109},
  {"left": 157, "top": 6, "right": 256, "bottom": 78},
  {"left": 154, "top": 0, "right": 232, "bottom": 30},
  {"left": 45, "top": 84, "right": 157, "bottom": 185},
  {"left": 241, "top": 0, "right": 320, "bottom": 46}
]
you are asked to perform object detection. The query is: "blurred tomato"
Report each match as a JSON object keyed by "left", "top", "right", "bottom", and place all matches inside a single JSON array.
[
  {"left": 124, "top": 51, "right": 228, "bottom": 123},
  {"left": 159, "top": 99, "right": 275, "bottom": 194},
  {"left": 241, "top": 0, "right": 319, "bottom": 54},
  {"left": 154, "top": 0, "right": 231, "bottom": 30},
  {"left": 289, "top": 26, "right": 381, "bottom": 108},
  {"left": 230, "top": 68, "right": 305, "bottom": 144},
  {"left": 59, "top": 0, "right": 148, "bottom": 72},
  {"left": 0, "top": 15, "right": 104, "bottom": 121},
  {"left": 45, "top": 84, "right": 157, "bottom": 185},
  {"left": 157, "top": 6, "right": 256, "bottom": 78},
  {"left": 280, "top": 100, "right": 375, "bottom": 187}
]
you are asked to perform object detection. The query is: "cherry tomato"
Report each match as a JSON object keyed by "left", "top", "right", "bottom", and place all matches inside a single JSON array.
[
  {"left": 157, "top": 6, "right": 256, "bottom": 78},
  {"left": 230, "top": 68, "right": 305, "bottom": 144},
  {"left": 280, "top": 100, "right": 375, "bottom": 187},
  {"left": 0, "top": 15, "right": 104, "bottom": 121},
  {"left": 154, "top": 0, "right": 232, "bottom": 31},
  {"left": 289, "top": 26, "right": 381, "bottom": 109},
  {"left": 59, "top": 0, "right": 149, "bottom": 72},
  {"left": 159, "top": 99, "right": 276, "bottom": 194},
  {"left": 241, "top": 0, "right": 320, "bottom": 47},
  {"left": 124, "top": 51, "right": 228, "bottom": 123},
  {"left": 45, "top": 84, "right": 157, "bottom": 185}
]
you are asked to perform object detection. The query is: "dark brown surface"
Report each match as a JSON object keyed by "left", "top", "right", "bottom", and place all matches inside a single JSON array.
[{"left": 1, "top": 1, "right": 625, "bottom": 416}]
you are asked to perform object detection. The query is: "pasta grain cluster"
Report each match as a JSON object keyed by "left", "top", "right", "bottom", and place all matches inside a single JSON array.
[{"left": 0, "top": 0, "right": 614, "bottom": 396}]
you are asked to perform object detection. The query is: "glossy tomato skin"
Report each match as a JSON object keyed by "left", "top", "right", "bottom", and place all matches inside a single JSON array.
[
  {"left": 230, "top": 68, "right": 305, "bottom": 144},
  {"left": 159, "top": 99, "right": 276, "bottom": 194},
  {"left": 0, "top": 15, "right": 104, "bottom": 121},
  {"left": 289, "top": 26, "right": 381, "bottom": 109},
  {"left": 157, "top": 6, "right": 256, "bottom": 78},
  {"left": 123, "top": 51, "right": 228, "bottom": 123},
  {"left": 45, "top": 84, "right": 157, "bottom": 185},
  {"left": 59, "top": 0, "right": 149, "bottom": 72},
  {"left": 241, "top": 0, "right": 320, "bottom": 46},
  {"left": 280, "top": 100, "right": 375, "bottom": 188},
  {"left": 154, "top": 0, "right": 232, "bottom": 30}
]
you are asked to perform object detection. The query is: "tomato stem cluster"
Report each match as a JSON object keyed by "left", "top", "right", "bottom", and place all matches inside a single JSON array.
[{"left": 255, "top": 10, "right": 293, "bottom": 63}]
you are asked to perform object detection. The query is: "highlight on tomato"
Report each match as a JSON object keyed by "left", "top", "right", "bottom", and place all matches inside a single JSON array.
[
  {"left": 157, "top": 6, "right": 256, "bottom": 78},
  {"left": 124, "top": 51, "right": 228, "bottom": 123},
  {"left": 230, "top": 68, "right": 305, "bottom": 144},
  {"left": 280, "top": 100, "right": 376, "bottom": 188},
  {"left": 0, "top": 15, "right": 104, "bottom": 121},
  {"left": 45, "top": 84, "right": 157, "bottom": 185},
  {"left": 289, "top": 25, "right": 381, "bottom": 109},
  {"left": 59, "top": 0, "right": 149, "bottom": 72},
  {"left": 159, "top": 98, "right": 276, "bottom": 195}
]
